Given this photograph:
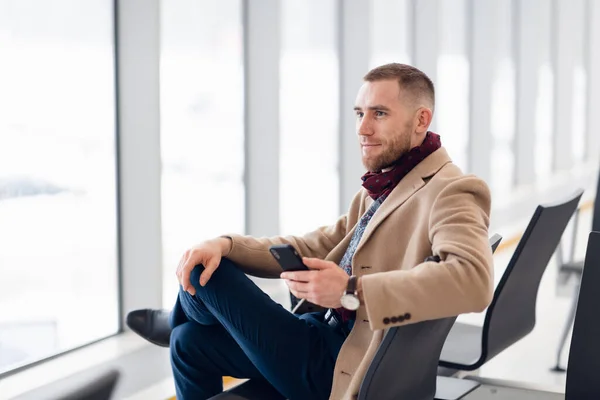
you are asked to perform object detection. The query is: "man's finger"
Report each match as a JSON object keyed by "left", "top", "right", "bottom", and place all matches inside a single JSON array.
[
  {"left": 182, "top": 252, "right": 201, "bottom": 294},
  {"left": 176, "top": 254, "right": 186, "bottom": 279},
  {"left": 285, "top": 279, "right": 310, "bottom": 294},
  {"left": 280, "top": 270, "right": 313, "bottom": 281},
  {"left": 302, "top": 257, "right": 334, "bottom": 270},
  {"left": 199, "top": 257, "right": 220, "bottom": 286},
  {"left": 289, "top": 289, "right": 303, "bottom": 300},
  {"left": 288, "top": 286, "right": 309, "bottom": 299},
  {"left": 182, "top": 267, "right": 196, "bottom": 295},
  {"left": 181, "top": 256, "right": 193, "bottom": 291},
  {"left": 182, "top": 264, "right": 197, "bottom": 295}
]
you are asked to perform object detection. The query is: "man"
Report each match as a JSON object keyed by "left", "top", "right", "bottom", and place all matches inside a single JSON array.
[{"left": 127, "top": 63, "right": 494, "bottom": 400}]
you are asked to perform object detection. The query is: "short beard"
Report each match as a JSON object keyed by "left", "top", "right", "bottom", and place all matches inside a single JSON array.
[{"left": 363, "top": 127, "right": 413, "bottom": 172}]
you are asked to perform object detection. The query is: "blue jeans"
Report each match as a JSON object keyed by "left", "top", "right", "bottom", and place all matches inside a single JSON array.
[{"left": 169, "top": 258, "right": 346, "bottom": 400}]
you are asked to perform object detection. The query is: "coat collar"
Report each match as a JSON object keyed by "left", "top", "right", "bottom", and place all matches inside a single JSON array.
[{"left": 354, "top": 147, "right": 452, "bottom": 257}]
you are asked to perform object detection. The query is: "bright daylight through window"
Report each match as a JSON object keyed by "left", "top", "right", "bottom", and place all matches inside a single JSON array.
[
  {"left": 160, "top": 0, "right": 245, "bottom": 307},
  {"left": 0, "top": 0, "right": 119, "bottom": 375}
]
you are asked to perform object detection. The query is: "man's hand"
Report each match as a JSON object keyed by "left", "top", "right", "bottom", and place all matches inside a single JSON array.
[
  {"left": 176, "top": 237, "right": 232, "bottom": 295},
  {"left": 280, "top": 257, "right": 349, "bottom": 308}
]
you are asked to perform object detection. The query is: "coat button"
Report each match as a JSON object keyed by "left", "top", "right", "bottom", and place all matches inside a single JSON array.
[
  {"left": 383, "top": 317, "right": 390, "bottom": 324},
  {"left": 391, "top": 316, "right": 398, "bottom": 323},
  {"left": 404, "top": 313, "right": 411, "bottom": 320},
  {"left": 398, "top": 315, "right": 405, "bottom": 322}
]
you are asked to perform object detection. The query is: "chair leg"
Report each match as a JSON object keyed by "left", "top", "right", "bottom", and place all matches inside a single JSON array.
[{"left": 552, "top": 281, "right": 581, "bottom": 372}]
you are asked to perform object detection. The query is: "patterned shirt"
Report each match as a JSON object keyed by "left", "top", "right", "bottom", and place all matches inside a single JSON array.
[
  {"left": 336, "top": 194, "right": 387, "bottom": 322},
  {"left": 339, "top": 195, "right": 387, "bottom": 275}
]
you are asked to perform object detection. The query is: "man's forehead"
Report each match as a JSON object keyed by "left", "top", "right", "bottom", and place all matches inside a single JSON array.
[{"left": 356, "top": 80, "right": 401, "bottom": 106}]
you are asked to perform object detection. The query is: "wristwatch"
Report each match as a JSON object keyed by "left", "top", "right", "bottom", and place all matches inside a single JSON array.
[{"left": 340, "top": 275, "right": 361, "bottom": 311}]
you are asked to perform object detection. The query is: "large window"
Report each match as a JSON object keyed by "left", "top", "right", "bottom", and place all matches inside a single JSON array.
[
  {"left": 534, "top": 0, "right": 554, "bottom": 182},
  {"left": 569, "top": 0, "right": 587, "bottom": 164},
  {"left": 0, "top": 0, "right": 118, "bottom": 374},
  {"left": 437, "top": 0, "right": 469, "bottom": 172},
  {"left": 490, "top": 0, "right": 516, "bottom": 203},
  {"left": 279, "top": 0, "right": 339, "bottom": 236},
  {"left": 370, "top": 0, "right": 412, "bottom": 68},
  {"left": 160, "top": 0, "right": 245, "bottom": 306}
]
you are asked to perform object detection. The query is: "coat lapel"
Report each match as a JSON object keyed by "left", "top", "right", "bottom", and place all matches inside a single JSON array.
[{"left": 354, "top": 147, "right": 453, "bottom": 257}]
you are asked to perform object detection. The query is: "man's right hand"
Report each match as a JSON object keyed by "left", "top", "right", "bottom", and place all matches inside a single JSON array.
[{"left": 176, "top": 237, "right": 232, "bottom": 295}]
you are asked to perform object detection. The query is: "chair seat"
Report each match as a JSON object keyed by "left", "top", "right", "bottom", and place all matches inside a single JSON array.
[
  {"left": 437, "top": 365, "right": 460, "bottom": 377},
  {"left": 439, "top": 323, "right": 483, "bottom": 369}
]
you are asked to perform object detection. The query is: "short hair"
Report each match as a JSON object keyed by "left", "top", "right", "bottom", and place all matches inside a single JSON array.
[{"left": 363, "top": 63, "right": 435, "bottom": 111}]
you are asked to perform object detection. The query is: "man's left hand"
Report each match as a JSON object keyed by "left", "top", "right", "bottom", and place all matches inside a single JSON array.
[{"left": 281, "top": 257, "right": 349, "bottom": 308}]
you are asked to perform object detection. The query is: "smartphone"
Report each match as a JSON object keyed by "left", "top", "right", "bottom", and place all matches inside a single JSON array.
[{"left": 269, "top": 244, "right": 310, "bottom": 271}]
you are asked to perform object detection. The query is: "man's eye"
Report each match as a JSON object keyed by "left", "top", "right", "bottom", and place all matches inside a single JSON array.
[
  {"left": 356, "top": 111, "right": 364, "bottom": 118},
  {"left": 375, "top": 111, "right": 386, "bottom": 117}
]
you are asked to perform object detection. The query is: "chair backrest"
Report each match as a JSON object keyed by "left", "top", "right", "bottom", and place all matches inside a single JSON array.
[
  {"left": 591, "top": 167, "right": 600, "bottom": 232},
  {"left": 12, "top": 369, "right": 120, "bottom": 400},
  {"left": 359, "top": 234, "right": 502, "bottom": 400},
  {"left": 565, "top": 231, "right": 600, "bottom": 400},
  {"left": 358, "top": 316, "right": 457, "bottom": 400},
  {"left": 481, "top": 189, "right": 583, "bottom": 364},
  {"left": 56, "top": 369, "right": 120, "bottom": 400}
]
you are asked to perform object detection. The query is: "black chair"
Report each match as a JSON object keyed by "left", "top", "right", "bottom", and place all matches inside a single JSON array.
[
  {"left": 212, "top": 318, "right": 459, "bottom": 400},
  {"left": 566, "top": 232, "right": 600, "bottom": 400},
  {"left": 563, "top": 231, "right": 600, "bottom": 399},
  {"left": 438, "top": 190, "right": 584, "bottom": 375},
  {"left": 13, "top": 368, "right": 120, "bottom": 400},
  {"left": 359, "top": 316, "right": 457, "bottom": 400},
  {"left": 55, "top": 369, "right": 120, "bottom": 400},
  {"left": 435, "top": 231, "right": 600, "bottom": 400},
  {"left": 210, "top": 235, "right": 503, "bottom": 400},
  {"left": 552, "top": 171, "right": 599, "bottom": 371}
]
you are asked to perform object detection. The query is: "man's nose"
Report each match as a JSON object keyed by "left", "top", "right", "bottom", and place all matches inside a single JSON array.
[{"left": 357, "top": 118, "right": 373, "bottom": 136}]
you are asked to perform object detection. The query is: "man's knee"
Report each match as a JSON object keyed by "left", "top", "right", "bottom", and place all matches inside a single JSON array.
[{"left": 188, "top": 258, "right": 237, "bottom": 292}]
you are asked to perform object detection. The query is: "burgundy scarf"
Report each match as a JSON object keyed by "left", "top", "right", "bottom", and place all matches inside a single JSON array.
[{"left": 361, "top": 132, "right": 442, "bottom": 200}]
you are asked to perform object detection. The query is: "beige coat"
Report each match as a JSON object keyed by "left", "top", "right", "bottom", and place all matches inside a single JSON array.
[{"left": 224, "top": 147, "right": 494, "bottom": 400}]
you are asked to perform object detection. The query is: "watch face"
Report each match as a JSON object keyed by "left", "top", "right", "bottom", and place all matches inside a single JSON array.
[{"left": 341, "top": 294, "right": 360, "bottom": 311}]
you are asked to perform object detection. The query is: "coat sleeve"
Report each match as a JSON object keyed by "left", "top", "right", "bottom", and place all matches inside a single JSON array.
[
  {"left": 361, "top": 175, "right": 494, "bottom": 331},
  {"left": 222, "top": 214, "right": 349, "bottom": 278}
]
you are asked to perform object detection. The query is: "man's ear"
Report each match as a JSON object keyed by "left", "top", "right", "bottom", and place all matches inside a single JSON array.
[{"left": 415, "top": 107, "right": 433, "bottom": 134}]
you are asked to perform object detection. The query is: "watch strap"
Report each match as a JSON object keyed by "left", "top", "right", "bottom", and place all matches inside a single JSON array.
[{"left": 346, "top": 275, "right": 358, "bottom": 295}]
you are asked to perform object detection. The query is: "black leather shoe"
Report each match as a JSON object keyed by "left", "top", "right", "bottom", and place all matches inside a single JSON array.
[{"left": 126, "top": 309, "right": 172, "bottom": 348}]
